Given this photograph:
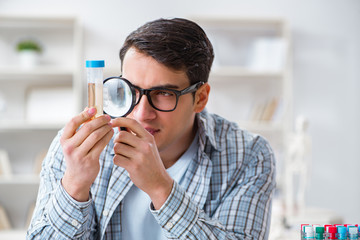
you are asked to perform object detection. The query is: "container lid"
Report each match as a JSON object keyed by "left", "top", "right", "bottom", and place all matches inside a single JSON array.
[
  {"left": 302, "top": 224, "right": 310, "bottom": 231},
  {"left": 86, "top": 60, "right": 105, "bottom": 68},
  {"left": 324, "top": 225, "right": 333, "bottom": 232},
  {"left": 349, "top": 226, "right": 358, "bottom": 234},
  {"left": 338, "top": 226, "right": 347, "bottom": 234},
  {"left": 328, "top": 226, "right": 337, "bottom": 233},
  {"left": 316, "top": 227, "right": 325, "bottom": 233}
]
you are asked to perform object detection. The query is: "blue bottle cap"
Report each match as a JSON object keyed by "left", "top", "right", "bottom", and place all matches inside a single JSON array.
[
  {"left": 86, "top": 60, "right": 105, "bottom": 68},
  {"left": 338, "top": 226, "right": 347, "bottom": 235},
  {"left": 338, "top": 226, "right": 346, "bottom": 233}
]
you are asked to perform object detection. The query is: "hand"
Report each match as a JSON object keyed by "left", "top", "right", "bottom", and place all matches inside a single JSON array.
[
  {"left": 61, "top": 108, "right": 114, "bottom": 201},
  {"left": 111, "top": 118, "right": 173, "bottom": 209}
]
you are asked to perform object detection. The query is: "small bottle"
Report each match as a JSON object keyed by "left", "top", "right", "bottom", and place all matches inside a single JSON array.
[
  {"left": 324, "top": 225, "right": 334, "bottom": 239},
  {"left": 327, "top": 226, "right": 338, "bottom": 240},
  {"left": 337, "top": 226, "right": 347, "bottom": 240},
  {"left": 302, "top": 224, "right": 311, "bottom": 240},
  {"left": 304, "top": 226, "right": 315, "bottom": 239},
  {"left": 348, "top": 226, "right": 359, "bottom": 240},
  {"left": 315, "top": 226, "right": 325, "bottom": 240},
  {"left": 86, "top": 60, "right": 105, "bottom": 118}
]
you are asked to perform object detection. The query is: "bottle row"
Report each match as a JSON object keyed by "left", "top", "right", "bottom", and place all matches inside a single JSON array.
[{"left": 301, "top": 224, "right": 359, "bottom": 240}]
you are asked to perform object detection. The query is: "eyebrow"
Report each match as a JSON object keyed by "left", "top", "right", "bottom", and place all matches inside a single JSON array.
[
  {"left": 154, "top": 83, "right": 180, "bottom": 89},
  {"left": 134, "top": 83, "right": 181, "bottom": 90}
]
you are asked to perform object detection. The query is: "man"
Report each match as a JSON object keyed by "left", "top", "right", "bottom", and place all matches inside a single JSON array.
[{"left": 27, "top": 18, "right": 275, "bottom": 239}]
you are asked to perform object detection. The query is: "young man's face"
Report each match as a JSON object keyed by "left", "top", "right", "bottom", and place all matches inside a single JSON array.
[{"left": 122, "top": 47, "right": 201, "bottom": 161}]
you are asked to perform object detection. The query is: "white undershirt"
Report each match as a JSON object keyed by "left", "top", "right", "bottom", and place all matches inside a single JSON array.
[{"left": 121, "top": 133, "right": 199, "bottom": 240}]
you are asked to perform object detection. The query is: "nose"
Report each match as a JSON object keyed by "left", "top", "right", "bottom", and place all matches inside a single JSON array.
[{"left": 131, "top": 94, "right": 156, "bottom": 121}]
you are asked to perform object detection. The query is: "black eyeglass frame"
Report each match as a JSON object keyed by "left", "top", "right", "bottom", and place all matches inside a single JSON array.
[{"left": 103, "top": 76, "right": 204, "bottom": 116}]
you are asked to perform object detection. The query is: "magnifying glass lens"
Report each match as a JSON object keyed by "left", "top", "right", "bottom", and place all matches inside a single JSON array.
[{"left": 103, "top": 78, "right": 134, "bottom": 117}]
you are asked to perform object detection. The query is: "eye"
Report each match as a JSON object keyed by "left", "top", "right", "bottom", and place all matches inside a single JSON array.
[{"left": 153, "top": 90, "right": 175, "bottom": 97}]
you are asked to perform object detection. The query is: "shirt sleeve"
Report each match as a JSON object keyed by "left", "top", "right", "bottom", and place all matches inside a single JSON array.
[
  {"left": 26, "top": 130, "right": 97, "bottom": 240},
  {"left": 151, "top": 136, "right": 276, "bottom": 240}
]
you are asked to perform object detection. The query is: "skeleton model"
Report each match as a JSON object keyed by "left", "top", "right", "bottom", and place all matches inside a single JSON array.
[{"left": 284, "top": 115, "right": 312, "bottom": 219}]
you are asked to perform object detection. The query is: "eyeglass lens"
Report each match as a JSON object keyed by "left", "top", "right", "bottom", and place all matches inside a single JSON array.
[{"left": 135, "top": 88, "right": 177, "bottom": 111}]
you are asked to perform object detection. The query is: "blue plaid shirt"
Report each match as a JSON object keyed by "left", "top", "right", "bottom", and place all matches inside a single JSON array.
[{"left": 27, "top": 110, "right": 276, "bottom": 239}]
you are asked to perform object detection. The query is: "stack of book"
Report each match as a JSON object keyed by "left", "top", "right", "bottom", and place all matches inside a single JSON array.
[{"left": 248, "top": 97, "right": 283, "bottom": 122}]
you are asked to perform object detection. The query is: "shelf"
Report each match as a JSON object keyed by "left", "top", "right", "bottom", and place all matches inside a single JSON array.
[
  {"left": 194, "top": 16, "right": 292, "bottom": 159},
  {"left": 191, "top": 16, "right": 285, "bottom": 27},
  {"left": 0, "top": 14, "right": 82, "bottom": 231},
  {"left": 210, "top": 66, "right": 284, "bottom": 78},
  {"left": 0, "top": 182, "right": 39, "bottom": 229},
  {"left": 191, "top": 17, "right": 286, "bottom": 38},
  {"left": 0, "top": 120, "right": 64, "bottom": 132},
  {"left": 0, "top": 175, "right": 39, "bottom": 185},
  {"left": 0, "top": 15, "right": 77, "bottom": 30},
  {"left": 237, "top": 121, "right": 284, "bottom": 132},
  {"left": 0, "top": 230, "right": 26, "bottom": 240},
  {"left": 0, "top": 66, "right": 74, "bottom": 81}
]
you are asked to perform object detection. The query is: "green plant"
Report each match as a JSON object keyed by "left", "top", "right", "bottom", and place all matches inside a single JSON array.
[{"left": 16, "top": 40, "right": 42, "bottom": 53}]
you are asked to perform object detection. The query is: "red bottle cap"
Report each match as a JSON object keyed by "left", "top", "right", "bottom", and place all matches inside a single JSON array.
[
  {"left": 324, "top": 225, "right": 333, "bottom": 232},
  {"left": 328, "top": 226, "right": 337, "bottom": 239},
  {"left": 302, "top": 224, "right": 310, "bottom": 231}
]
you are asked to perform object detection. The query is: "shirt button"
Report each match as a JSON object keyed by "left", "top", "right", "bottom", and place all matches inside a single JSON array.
[
  {"left": 71, "top": 219, "right": 79, "bottom": 227},
  {"left": 165, "top": 221, "right": 174, "bottom": 229},
  {"left": 103, "top": 210, "right": 109, "bottom": 216}
]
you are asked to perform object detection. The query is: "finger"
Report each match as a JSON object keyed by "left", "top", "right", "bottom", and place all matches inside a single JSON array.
[
  {"left": 111, "top": 118, "right": 150, "bottom": 139},
  {"left": 112, "top": 129, "right": 146, "bottom": 154},
  {"left": 113, "top": 140, "right": 137, "bottom": 159},
  {"left": 71, "top": 114, "right": 112, "bottom": 146},
  {"left": 88, "top": 126, "right": 114, "bottom": 159},
  {"left": 77, "top": 121, "right": 114, "bottom": 157},
  {"left": 113, "top": 130, "right": 135, "bottom": 145},
  {"left": 113, "top": 153, "right": 132, "bottom": 169},
  {"left": 62, "top": 108, "right": 97, "bottom": 140}
]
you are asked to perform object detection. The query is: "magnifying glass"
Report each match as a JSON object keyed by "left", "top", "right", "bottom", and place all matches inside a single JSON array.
[{"left": 103, "top": 77, "right": 136, "bottom": 118}]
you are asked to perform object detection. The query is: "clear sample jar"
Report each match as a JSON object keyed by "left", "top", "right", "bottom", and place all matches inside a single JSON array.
[{"left": 86, "top": 60, "right": 105, "bottom": 118}]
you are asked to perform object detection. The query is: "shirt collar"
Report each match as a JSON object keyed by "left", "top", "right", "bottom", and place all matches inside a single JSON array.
[{"left": 196, "top": 108, "right": 223, "bottom": 152}]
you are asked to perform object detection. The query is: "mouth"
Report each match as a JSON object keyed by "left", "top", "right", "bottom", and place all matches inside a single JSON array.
[{"left": 145, "top": 128, "right": 160, "bottom": 135}]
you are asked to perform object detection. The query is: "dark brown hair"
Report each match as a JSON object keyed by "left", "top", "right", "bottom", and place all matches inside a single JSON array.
[{"left": 119, "top": 18, "right": 214, "bottom": 85}]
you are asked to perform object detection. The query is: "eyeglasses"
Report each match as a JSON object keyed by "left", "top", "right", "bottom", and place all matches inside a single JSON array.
[
  {"left": 102, "top": 76, "right": 204, "bottom": 117},
  {"left": 133, "top": 80, "right": 204, "bottom": 112}
]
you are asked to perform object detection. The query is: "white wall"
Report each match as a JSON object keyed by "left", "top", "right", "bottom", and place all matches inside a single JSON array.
[{"left": 1, "top": 0, "right": 359, "bottom": 222}]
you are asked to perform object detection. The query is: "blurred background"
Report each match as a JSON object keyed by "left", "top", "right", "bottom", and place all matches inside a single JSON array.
[{"left": 0, "top": 0, "right": 359, "bottom": 239}]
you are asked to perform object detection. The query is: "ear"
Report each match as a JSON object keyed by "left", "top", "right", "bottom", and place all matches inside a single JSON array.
[{"left": 193, "top": 83, "right": 210, "bottom": 113}]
